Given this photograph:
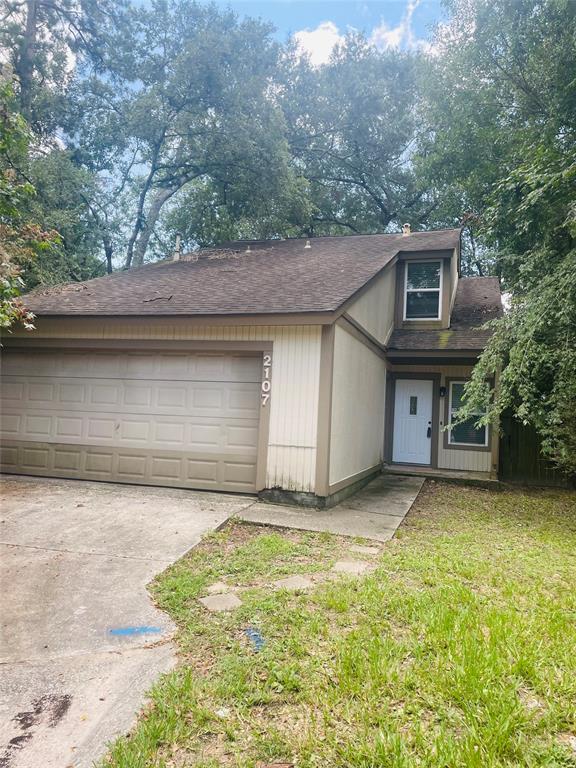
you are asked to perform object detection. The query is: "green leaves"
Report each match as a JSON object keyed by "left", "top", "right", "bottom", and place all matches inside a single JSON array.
[
  {"left": 279, "top": 39, "right": 430, "bottom": 235},
  {"left": 0, "top": 77, "right": 57, "bottom": 330},
  {"left": 419, "top": 0, "right": 576, "bottom": 474}
]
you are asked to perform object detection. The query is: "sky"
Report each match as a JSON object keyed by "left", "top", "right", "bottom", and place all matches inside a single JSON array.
[{"left": 212, "top": 0, "right": 445, "bottom": 64}]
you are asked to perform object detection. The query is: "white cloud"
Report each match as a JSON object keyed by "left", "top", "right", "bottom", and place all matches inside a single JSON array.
[
  {"left": 293, "top": 0, "right": 438, "bottom": 67},
  {"left": 293, "top": 21, "right": 344, "bottom": 67},
  {"left": 369, "top": 0, "right": 429, "bottom": 52}
]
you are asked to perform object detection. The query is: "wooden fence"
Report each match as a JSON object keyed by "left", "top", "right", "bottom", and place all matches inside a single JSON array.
[{"left": 499, "top": 413, "right": 571, "bottom": 487}]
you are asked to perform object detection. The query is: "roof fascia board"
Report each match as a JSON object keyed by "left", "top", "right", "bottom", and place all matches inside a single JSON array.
[
  {"left": 387, "top": 349, "right": 482, "bottom": 361},
  {"left": 337, "top": 315, "right": 387, "bottom": 360},
  {"left": 25, "top": 311, "right": 336, "bottom": 327},
  {"left": 334, "top": 255, "right": 399, "bottom": 319},
  {"left": 2, "top": 338, "right": 275, "bottom": 353},
  {"left": 396, "top": 248, "right": 455, "bottom": 261}
]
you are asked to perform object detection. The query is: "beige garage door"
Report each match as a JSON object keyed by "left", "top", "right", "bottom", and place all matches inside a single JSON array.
[{"left": 0, "top": 348, "right": 262, "bottom": 492}]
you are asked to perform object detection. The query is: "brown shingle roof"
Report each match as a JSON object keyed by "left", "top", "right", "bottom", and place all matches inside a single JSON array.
[
  {"left": 387, "top": 277, "right": 503, "bottom": 352},
  {"left": 23, "top": 229, "right": 461, "bottom": 317}
]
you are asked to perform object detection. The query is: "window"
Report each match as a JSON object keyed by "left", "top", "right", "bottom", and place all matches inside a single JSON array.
[
  {"left": 404, "top": 261, "right": 442, "bottom": 320},
  {"left": 448, "top": 381, "right": 488, "bottom": 447}
]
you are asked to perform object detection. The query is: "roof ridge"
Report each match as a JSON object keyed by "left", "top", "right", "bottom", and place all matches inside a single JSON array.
[{"left": 219, "top": 227, "right": 462, "bottom": 246}]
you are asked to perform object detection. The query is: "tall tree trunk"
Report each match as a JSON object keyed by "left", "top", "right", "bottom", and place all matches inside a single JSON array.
[
  {"left": 125, "top": 183, "right": 150, "bottom": 269},
  {"left": 379, "top": 212, "right": 392, "bottom": 228},
  {"left": 16, "top": 0, "right": 38, "bottom": 120},
  {"left": 468, "top": 227, "right": 484, "bottom": 277},
  {"left": 124, "top": 137, "right": 164, "bottom": 269},
  {"left": 132, "top": 186, "right": 180, "bottom": 267},
  {"left": 103, "top": 236, "right": 113, "bottom": 274}
]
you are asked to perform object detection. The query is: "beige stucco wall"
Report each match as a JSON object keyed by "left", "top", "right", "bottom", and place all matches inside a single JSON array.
[
  {"left": 346, "top": 265, "right": 395, "bottom": 345},
  {"left": 329, "top": 324, "right": 387, "bottom": 486},
  {"left": 389, "top": 363, "right": 493, "bottom": 473},
  {"left": 15, "top": 319, "right": 323, "bottom": 493}
]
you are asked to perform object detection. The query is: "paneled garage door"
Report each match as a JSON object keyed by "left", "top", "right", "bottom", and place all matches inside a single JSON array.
[{"left": 0, "top": 348, "right": 262, "bottom": 492}]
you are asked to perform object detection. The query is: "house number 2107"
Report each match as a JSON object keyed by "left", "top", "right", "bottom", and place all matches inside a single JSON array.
[{"left": 261, "top": 354, "right": 272, "bottom": 406}]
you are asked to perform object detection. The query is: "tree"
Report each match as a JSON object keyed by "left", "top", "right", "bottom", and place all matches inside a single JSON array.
[
  {"left": 279, "top": 36, "right": 440, "bottom": 236},
  {"left": 1, "top": 0, "right": 125, "bottom": 132},
  {"left": 164, "top": 173, "right": 312, "bottom": 248},
  {"left": 0, "top": 73, "right": 56, "bottom": 328},
  {"left": 69, "top": 0, "right": 304, "bottom": 267},
  {"left": 0, "top": 0, "right": 123, "bottom": 283},
  {"left": 421, "top": 0, "right": 576, "bottom": 472},
  {"left": 20, "top": 149, "right": 105, "bottom": 285}
]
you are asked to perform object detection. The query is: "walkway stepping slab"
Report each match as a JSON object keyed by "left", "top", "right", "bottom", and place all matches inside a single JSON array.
[
  {"left": 206, "top": 580, "right": 231, "bottom": 595},
  {"left": 331, "top": 560, "right": 371, "bottom": 575},
  {"left": 349, "top": 545, "right": 380, "bottom": 556},
  {"left": 272, "top": 575, "right": 314, "bottom": 590},
  {"left": 199, "top": 593, "right": 242, "bottom": 612}
]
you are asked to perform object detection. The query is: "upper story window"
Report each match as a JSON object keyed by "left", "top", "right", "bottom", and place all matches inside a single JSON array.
[{"left": 404, "top": 261, "right": 442, "bottom": 320}]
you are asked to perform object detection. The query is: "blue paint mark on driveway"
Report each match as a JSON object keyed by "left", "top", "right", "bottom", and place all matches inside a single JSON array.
[{"left": 108, "top": 626, "right": 163, "bottom": 636}]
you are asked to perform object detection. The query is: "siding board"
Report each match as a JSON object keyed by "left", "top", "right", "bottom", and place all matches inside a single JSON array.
[
  {"left": 346, "top": 266, "right": 395, "bottom": 345},
  {"left": 329, "top": 325, "right": 387, "bottom": 485}
]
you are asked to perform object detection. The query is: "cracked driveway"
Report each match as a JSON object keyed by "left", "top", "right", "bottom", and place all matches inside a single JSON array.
[{"left": 0, "top": 475, "right": 256, "bottom": 768}]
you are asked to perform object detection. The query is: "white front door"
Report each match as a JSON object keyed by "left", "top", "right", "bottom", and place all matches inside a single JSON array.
[{"left": 392, "top": 379, "right": 433, "bottom": 465}]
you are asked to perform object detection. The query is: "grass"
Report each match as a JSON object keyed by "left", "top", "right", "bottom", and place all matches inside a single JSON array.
[{"left": 102, "top": 482, "right": 576, "bottom": 768}]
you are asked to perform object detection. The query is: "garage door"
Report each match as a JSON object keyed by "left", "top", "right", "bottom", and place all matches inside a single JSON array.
[{"left": 0, "top": 348, "right": 262, "bottom": 492}]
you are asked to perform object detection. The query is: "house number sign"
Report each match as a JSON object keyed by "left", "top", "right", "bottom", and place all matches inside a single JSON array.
[{"left": 261, "top": 354, "right": 272, "bottom": 406}]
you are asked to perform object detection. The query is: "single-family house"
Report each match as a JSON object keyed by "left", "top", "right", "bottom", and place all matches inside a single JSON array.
[{"left": 0, "top": 227, "right": 503, "bottom": 505}]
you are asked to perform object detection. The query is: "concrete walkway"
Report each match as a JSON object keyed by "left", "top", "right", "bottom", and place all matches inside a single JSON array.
[
  {"left": 239, "top": 474, "right": 424, "bottom": 542},
  {"left": 0, "top": 476, "right": 256, "bottom": 768}
]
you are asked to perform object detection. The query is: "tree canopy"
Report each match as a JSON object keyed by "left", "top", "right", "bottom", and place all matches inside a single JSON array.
[
  {"left": 0, "top": 73, "right": 56, "bottom": 328},
  {"left": 420, "top": 0, "right": 576, "bottom": 473}
]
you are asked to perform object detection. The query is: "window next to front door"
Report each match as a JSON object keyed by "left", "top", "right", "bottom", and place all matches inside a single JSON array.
[
  {"left": 447, "top": 381, "right": 489, "bottom": 447},
  {"left": 404, "top": 261, "right": 442, "bottom": 320}
]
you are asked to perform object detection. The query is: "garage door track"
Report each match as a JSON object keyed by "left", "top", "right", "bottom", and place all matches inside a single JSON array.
[{"left": 0, "top": 476, "right": 256, "bottom": 768}]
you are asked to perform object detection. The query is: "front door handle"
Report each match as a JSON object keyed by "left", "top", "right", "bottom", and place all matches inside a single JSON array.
[{"left": 427, "top": 425, "right": 432, "bottom": 438}]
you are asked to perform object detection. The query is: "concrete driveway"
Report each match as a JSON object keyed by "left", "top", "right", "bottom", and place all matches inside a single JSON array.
[{"left": 0, "top": 476, "right": 256, "bottom": 768}]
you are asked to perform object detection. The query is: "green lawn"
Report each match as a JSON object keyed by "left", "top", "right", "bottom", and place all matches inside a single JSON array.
[{"left": 103, "top": 482, "right": 576, "bottom": 768}]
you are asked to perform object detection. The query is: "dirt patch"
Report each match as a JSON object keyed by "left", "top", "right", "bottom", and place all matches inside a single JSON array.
[{"left": 558, "top": 732, "right": 576, "bottom": 754}]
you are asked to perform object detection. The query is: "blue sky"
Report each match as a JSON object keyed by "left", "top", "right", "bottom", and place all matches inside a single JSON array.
[{"left": 212, "top": 0, "right": 445, "bottom": 62}]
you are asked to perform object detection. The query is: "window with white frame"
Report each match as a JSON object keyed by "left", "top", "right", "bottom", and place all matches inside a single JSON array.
[
  {"left": 404, "top": 261, "right": 442, "bottom": 320},
  {"left": 448, "top": 381, "right": 488, "bottom": 447}
]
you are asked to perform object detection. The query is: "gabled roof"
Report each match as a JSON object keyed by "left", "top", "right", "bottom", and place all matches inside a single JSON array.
[
  {"left": 23, "top": 229, "right": 461, "bottom": 317},
  {"left": 387, "top": 277, "right": 503, "bottom": 352}
]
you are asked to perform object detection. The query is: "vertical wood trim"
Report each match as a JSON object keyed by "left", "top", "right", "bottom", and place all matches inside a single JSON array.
[
  {"left": 442, "top": 258, "right": 451, "bottom": 326},
  {"left": 384, "top": 372, "right": 394, "bottom": 463},
  {"left": 315, "top": 324, "right": 335, "bottom": 496},
  {"left": 394, "top": 261, "right": 404, "bottom": 328},
  {"left": 256, "top": 346, "right": 272, "bottom": 491},
  {"left": 490, "top": 369, "right": 501, "bottom": 479}
]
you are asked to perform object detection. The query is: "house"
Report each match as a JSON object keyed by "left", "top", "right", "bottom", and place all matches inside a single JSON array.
[{"left": 0, "top": 228, "right": 503, "bottom": 506}]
